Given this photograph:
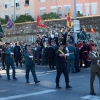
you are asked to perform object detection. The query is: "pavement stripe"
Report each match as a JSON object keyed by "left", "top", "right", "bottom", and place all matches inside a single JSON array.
[
  {"left": 81, "top": 95, "right": 100, "bottom": 100},
  {"left": 0, "top": 89, "right": 57, "bottom": 100}
]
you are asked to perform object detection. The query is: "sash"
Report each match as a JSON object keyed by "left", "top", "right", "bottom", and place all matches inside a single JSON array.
[{"left": 58, "top": 49, "right": 64, "bottom": 54}]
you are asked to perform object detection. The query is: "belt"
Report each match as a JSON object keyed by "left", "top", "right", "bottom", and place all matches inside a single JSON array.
[
  {"left": 69, "top": 52, "right": 74, "bottom": 54},
  {"left": 82, "top": 51, "right": 88, "bottom": 53}
]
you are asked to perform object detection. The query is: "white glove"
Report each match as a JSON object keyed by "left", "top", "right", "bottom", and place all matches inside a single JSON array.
[
  {"left": 29, "top": 56, "right": 33, "bottom": 58},
  {"left": 65, "top": 53, "right": 69, "bottom": 56},
  {"left": 10, "top": 52, "right": 14, "bottom": 55}
]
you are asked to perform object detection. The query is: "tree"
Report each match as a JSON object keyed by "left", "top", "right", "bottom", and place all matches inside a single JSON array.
[
  {"left": 14, "top": 15, "right": 34, "bottom": 23},
  {"left": 41, "top": 12, "right": 60, "bottom": 20},
  {"left": 0, "top": 17, "right": 7, "bottom": 25}
]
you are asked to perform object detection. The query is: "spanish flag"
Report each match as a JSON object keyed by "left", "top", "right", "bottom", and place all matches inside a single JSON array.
[
  {"left": 91, "top": 28, "right": 95, "bottom": 34},
  {"left": 66, "top": 9, "right": 73, "bottom": 28}
]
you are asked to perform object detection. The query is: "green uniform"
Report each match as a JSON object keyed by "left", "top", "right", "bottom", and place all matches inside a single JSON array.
[
  {"left": 5, "top": 47, "right": 16, "bottom": 79},
  {"left": 89, "top": 51, "right": 100, "bottom": 94},
  {"left": 67, "top": 45, "right": 76, "bottom": 73},
  {"left": 23, "top": 50, "right": 38, "bottom": 82}
]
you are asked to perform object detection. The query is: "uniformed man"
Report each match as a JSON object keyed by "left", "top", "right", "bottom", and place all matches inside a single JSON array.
[
  {"left": 14, "top": 43, "right": 22, "bottom": 67},
  {"left": 36, "top": 42, "right": 41, "bottom": 65},
  {"left": 80, "top": 41, "right": 89, "bottom": 68},
  {"left": 5, "top": 43, "right": 17, "bottom": 80},
  {"left": 55, "top": 43, "right": 72, "bottom": 89},
  {"left": 89, "top": 44, "right": 100, "bottom": 95},
  {"left": 41, "top": 42, "right": 48, "bottom": 66},
  {"left": 47, "top": 43, "right": 55, "bottom": 69},
  {"left": 67, "top": 41, "right": 76, "bottom": 73},
  {"left": 23, "top": 45, "right": 40, "bottom": 83}
]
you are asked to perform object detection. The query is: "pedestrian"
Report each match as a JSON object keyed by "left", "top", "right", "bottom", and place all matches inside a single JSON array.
[
  {"left": 23, "top": 45, "right": 40, "bottom": 84},
  {"left": 89, "top": 44, "right": 100, "bottom": 95},
  {"left": 55, "top": 43, "right": 72, "bottom": 89},
  {"left": 5, "top": 43, "right": 17, "bottom": 80}
]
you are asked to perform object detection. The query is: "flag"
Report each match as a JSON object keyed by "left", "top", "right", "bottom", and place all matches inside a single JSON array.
[
  {"left": 83, "top": 28, "right": 87, "bottom": 32},
  {"left": 66, "top": 9, "right": 73, "bottom": 28},
  {"left": 6, "top": 18, "right": 14, "bottom": 30},
  {"left": 91, "top": 28, "right": 95, "bottom": 34},
  {"left": 36, "top": 15, "right": 46, "bottom": 28}
]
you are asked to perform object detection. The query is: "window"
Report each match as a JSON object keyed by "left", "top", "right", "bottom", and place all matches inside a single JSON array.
[
  {"left": 91, "top": 3, "right": 98, "bottom": 15},
  {"left": 58, "top": 7, "right": 62, "bottom": 16},
  {"left": 76, "top": 4, "right": 83, "bottom": 14},
  {"left": 50, "top": 6, "right": 56, "bottom": 13},
  {"left": 5, "top": 1, "right": 9, "bottom": 8},
  {"left": 5, "top": 4, "right": 8, "bottom": 8},
  {"left": 85, "top": 3, "right": 89, "bottom": 16},
  {"left": 40, "top": 7, "right": 46, "bottom": 15},
  {"left": 25, "top": 11, "right": 30, "bottom": 15},
  {"left": 25, "top": 0, "right": 29, "bottom": 6},
  {"left": 16, "top": 3, "right": 20, "bottom": 9},
  {"left": 16, "top": 14, "right": 20, "bottom": 19},
  {"left": 40, "top": 9, "right": 46, "bottom": 15},
  {"left": 40, "top": 0, "right": 45, "bottom": 2},
  {"left": 64, "top": 5, "right": 70, "bottom": 16}
]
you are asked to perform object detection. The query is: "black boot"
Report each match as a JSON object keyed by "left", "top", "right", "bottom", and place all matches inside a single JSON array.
[
  {"left": 56, "top": 83, "right": 61, "bottom": 89},
  {"left": 26, "top": 80, "right": 29, "bottom": 83},
  {"left": 66, "top": 83, "right": 72, "bottom": 89}
]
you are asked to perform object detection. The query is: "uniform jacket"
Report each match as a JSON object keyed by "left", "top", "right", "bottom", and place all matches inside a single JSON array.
[
  {"left": 47, "top": 46, "right": 55, "bottom": 58},
  {"left": 5, "top": 47, "right": 14, "bottom": 64},
  {"left": 23, "top": 50, "right": 34, "bottom": 67},
  {"left": 89, "top": 51, "right": 100, "bottom": 72},
  {"left": 68, "top": 45, "right": 76, "bottom": 59}
]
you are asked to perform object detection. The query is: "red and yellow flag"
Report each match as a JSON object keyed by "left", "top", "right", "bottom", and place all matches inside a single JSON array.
[
  {"left": 66, "top": 9, "right": 73, "bottom": 28},
  {"left": 91, "top": 28, "right": 95, "bottom": 34},
  {"left": 37, "top": 15, "right": 46, "bottom": 28}
]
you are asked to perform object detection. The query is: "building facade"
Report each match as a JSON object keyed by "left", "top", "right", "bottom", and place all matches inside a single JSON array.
[{"left": 0, "top": 0, "right": 99, "bottom": 21}]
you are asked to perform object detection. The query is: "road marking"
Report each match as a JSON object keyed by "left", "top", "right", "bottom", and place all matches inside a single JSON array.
[
  {"left": 0, "top": 89, "right": 57, "bottom": 100},
  {"left": 81, "top": 95, "right": 100, "bottom": 100}
]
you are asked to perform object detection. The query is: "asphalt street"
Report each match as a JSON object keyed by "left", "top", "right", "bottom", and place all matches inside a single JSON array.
[{"left": 0, "top": 64, "right": 100, "bottom": 100}]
